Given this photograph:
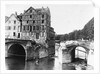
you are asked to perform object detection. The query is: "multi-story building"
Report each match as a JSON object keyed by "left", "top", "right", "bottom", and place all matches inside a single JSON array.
[
  {"left": 18, "top": 7, "right": 55, "bottom": 47},
  {"left": 5, "top": 7, "right": 55, "bottom": 49},
  {"left": 5, "top": 14, "right": 21, "bottom": 39}
]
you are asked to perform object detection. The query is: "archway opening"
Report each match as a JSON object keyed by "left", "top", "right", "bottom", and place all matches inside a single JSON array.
[
  {"left": 71, "top": 46, "right": 87, "bottom": 65},
  {"left": 75, "top": 46, "right": 87, "bottom": 59},
  {"left": 8, "top": 44, "right": 26, "bottom": 59}
]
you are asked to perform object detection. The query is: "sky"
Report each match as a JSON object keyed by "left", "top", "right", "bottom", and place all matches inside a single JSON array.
[{"left": 6, "top": 4, "right": 94, "bottom": 34}]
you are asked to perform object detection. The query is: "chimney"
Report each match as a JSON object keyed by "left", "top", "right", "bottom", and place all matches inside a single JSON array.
[{"left": 15, "top": 12, "right": 17, "bottom": 15}]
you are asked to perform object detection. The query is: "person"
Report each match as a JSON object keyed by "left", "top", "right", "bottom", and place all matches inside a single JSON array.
[{"left": 35, "top": 57, "right": 39, "bottom": 65}]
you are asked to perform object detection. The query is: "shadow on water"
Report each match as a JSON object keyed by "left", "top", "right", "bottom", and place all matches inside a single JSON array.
[
  {"left": 5, "top": 56, "right": 25, "bottom": 70},
  {"left": 25, "top": 57, "right": 54, "bottom": 70},
  {"left": 5, "top": 56, "right": 77, "bottom": 70},
  {"left": 5, "top": 56, "right": 55, "bottom": 70}
]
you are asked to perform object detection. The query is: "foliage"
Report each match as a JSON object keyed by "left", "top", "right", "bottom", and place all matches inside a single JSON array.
[{"left": 55, "top": 18, "right": 94, "bottom": 41}]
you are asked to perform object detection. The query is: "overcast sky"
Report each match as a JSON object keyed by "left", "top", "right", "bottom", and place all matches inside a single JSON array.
[{"left": 6, "top": 4, "right": 94, "bottom": 34}]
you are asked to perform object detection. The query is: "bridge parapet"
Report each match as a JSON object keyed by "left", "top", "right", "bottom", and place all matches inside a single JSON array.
[
  {"left": 65, "top": 43, "right": 90, "bottom": 54},
  {"left": 5, "top": 38, "right": 36, "bottom": 45}
]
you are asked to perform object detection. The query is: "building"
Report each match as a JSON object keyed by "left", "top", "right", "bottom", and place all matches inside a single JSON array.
[
  {"left": 5, "top": 7, "right": 55, "bottom": 55},
  {"left": 5, "top": 14, "right": 21, "bottom": 39},
  {"left": 18, "top": 7, "right": 55, "bottom": 47}
]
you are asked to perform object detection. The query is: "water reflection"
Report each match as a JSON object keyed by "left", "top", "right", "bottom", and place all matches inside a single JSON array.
[
  {"left": 5, "top": 47, "right": 76, "bottom": 70},
  {"left": 5, "top": 57, "right": 55, "bottom": 70},
  {"left": 5, "top": 57, "right": 25, "bottom": 70},
  {"left": 5, "top": 56, "right": 76, "bottom": 70},
  {"left": 6, "top": 57, "right": 77, "bottom": 70},
  {"left": 25, "top": 57, "right": 54, "bottom": 70}
]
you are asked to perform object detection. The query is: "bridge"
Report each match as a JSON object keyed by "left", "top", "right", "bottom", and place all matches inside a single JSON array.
[
  {"left": 62, "top": 42, "right": 92, "bottom": 64},
  {"left": 5, "top": 38, "right": 40, "bottom": 60}
]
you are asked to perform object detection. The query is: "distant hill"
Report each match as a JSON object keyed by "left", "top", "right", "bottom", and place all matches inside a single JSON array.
[{"left": 55, "top": 17, "right": 94, "bottom": 41}]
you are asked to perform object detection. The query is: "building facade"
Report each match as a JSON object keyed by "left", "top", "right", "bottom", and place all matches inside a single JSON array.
[
  {"left": 18, "top": 7, "right": 55, "bottom": 47},
  {"left": 5, "top": 6, "right": 55, "bottom": 48},
  {"left": 5, "top": 14, "right": 21, "bottom": 39}
]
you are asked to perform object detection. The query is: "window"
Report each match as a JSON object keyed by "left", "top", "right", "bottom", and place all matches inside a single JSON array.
[
  {"left": 42, "top": 32, "right": 44, "bottom": 37},
  {"left": 13, "top": 26, "right": 16, "bottom": 30},
  {"left": 14, "top": 20, "right": 16, "bottom": 24},
  {"left": 30, "top": 26, "right": 32, "bottom": 32},
  {"left": 27, "top": 26, "right": 29, "bottom": 30},
  {"left": 42, "top": 14, "right": 44, "bottom": 18},
  {"left": 30, "top": 10, "right": 32, "bottom": 13},
  {"left": 18, "top": 33, "right": 20, "bottom": 38},
  {"left": 23, "top": 26, "right": 25, "bottom": 31},
  {"left": 42, "top": 25, "right": 45, "bottom": 30},
  {"left": 18, "top": 26, "right": 20, "bottom": 31},
  {"left": 27, "top": 21, "right": 28, "bottom": 24},
  {"left": 20, "top": 16, "right": 22, "bottom": 19},
  {"left": 33, "top": 20, "right": 35, "bottom": 24},
  {"left": 36, "top": 33, "right": 39, "bottom": 39},
  {"left": 8, "top": 26, "right": 11, "bottom": 30},
  {"left": 37, "top": 26, "right": 39, "bottom": 30},
  {"left": 13, "top": 32, "right": 16, "bottom": 36},
  {"left": 33, "top": 26, "right": 35, "bottom": 30},
  {"left": 42, "top": 20, "right": 44, "bottom": 24},
  {"left": 30, "top": 15, "right": 32, "bottom": 18}
]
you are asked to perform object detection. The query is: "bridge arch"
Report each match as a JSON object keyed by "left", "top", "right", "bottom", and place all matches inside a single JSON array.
[
  {"left": 7, "top": 43, "right": 27, "bottom": 59},
  {"left": 75, "top": 46, "right": 88, "bottom": 59},
  {"left": 67, "top": 45, "right": 90, "bottom": 62}
]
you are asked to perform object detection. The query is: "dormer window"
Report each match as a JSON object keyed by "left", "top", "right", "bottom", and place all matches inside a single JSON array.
[{"left": 30, "top": 10, "right": 32, "bottom": 13}]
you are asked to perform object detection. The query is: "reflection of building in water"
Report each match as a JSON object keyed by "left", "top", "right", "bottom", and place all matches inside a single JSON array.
[{"left": 5, "top": 7, "right": 55, "bottom": 47}]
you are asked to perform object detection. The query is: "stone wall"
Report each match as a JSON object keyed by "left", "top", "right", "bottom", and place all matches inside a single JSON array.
[{"left": 62, "top": 50, "right": 71, "bottom": 63}]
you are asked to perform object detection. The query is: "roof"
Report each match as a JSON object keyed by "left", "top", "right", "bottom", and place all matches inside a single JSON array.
[
  {"left": 5, "top": 14, "right": 20, "bottom": 23},
  {"left": 23, "top": 6, "right": 50, "bottom": 15},
  {"left": 5, "top": 16, "right": 9, "bottom": 22}
]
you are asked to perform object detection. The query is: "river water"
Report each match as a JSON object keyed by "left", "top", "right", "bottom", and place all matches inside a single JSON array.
[
  {"left": 5, "top": 42, "right": 93, "bottom": 70},
  {"left": 5, "top": 56, "right": 75, "bottom": 70},
  {"left": 5, "top": 49, "right": 76, "bottom": 70}
]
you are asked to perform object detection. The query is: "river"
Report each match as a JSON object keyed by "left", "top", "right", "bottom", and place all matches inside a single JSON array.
[
  {"left": 5, "top": 56, "right": 76, "bottom": 70},
  {"left": 5, "top": 41, "right": 94, "bottom": 70},
  {"left": 5, "top": 49, "right": 76, "bottom": 70}
]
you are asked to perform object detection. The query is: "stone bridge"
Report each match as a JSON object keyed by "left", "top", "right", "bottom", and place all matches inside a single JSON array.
[
  {"left": 5, "top": 38, "right": 39, "bottom": 60},
  {"left": 62, "top": 42, "right": 92, "bottom": 63}
]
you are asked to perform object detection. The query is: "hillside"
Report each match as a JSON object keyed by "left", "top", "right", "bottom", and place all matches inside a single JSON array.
[{"left": 55, "top": 17, "right": 94, "bottom": 41}]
